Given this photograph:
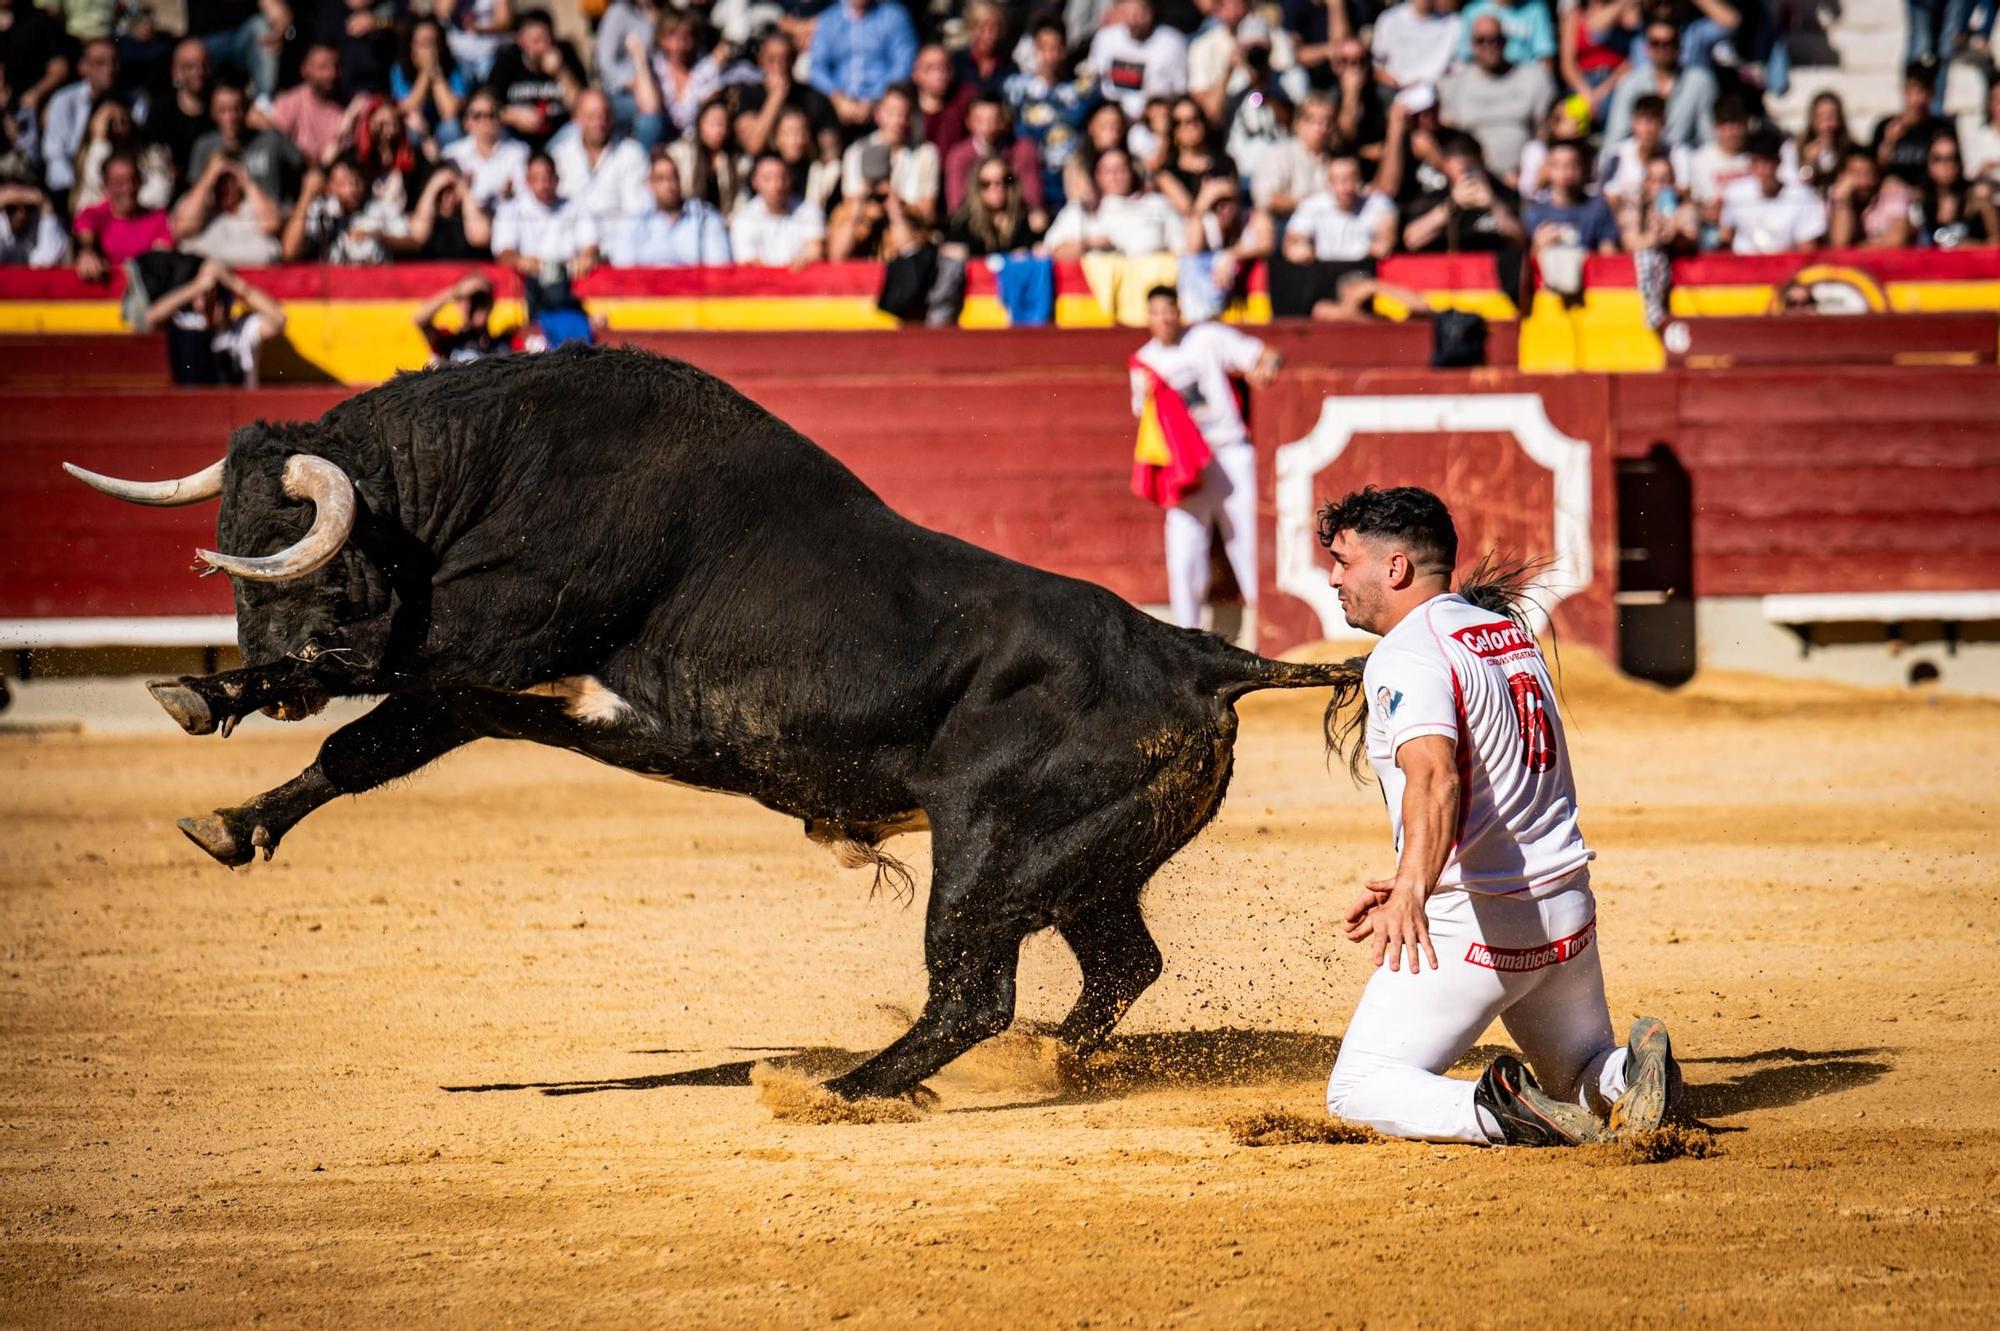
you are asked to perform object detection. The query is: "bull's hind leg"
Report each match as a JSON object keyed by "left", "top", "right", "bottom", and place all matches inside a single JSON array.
[
  {"left": 1054, "top": 894, "right": 1164, "bottom": 1056},
  {"left": 179, "top": 693, "right": 483, "bottom": 866}
]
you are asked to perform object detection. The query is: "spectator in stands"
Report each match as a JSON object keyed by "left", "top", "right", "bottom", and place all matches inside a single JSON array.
[
  {"left": 1616, "top": 147, "right": 1696, "bottom": 252},
  {"left": 1961, "top": 81, "right": 2000, "bottom": 185},
  {"left": 772, "top": 106, "right": 842, "bottom": 212},
  {"left": 72, "top": 99, "right": 174, "bottom": 212},
  {"left": 827, "top": 146, "right": 924, "bottom": 260},
  {"left": 1910, "top": 128, "right": 1998, "bottom": 248},
  {"left": 1372, "top": 0, "right": 1463, "bottom": 93},
  {"left": 1524, "top": 139, "right": 1619, "bottom": 253},
  {"left": 1283, "top": 150, "right": 1398, "bottom": 262},
  {"left": 808, "top": 0, "right": 919, "bottom": 128},
  {"left": 735, "top": 31, "right": 838, "bottom": 157},
  {"left": 912, "top": 42, "right": 974, "bottom": 161},
  {"left": 284, "top": 156, "right": 412, "bottom": 263},
  {"left": 313, "top": 0, "right": 402, "bottom": 95},
  {"left": 943, "top": 94, "right": 1044, "bottom": 219},
  {"left": 72, "top": 152, "right": 171, "bottom": 280},
  {"left": 0, "top": 178, "right": 65, "bottom": 267},
  {"left": 1558, "top": 0, "right": 1639, "bottom": 117},
  {"left": 1641, "top": 0, "right": 1740, "bottom": 73},
  {"left": 553, "top": 89, "right": 651, "bottom": 240},
  {"left": 391, "top": 17, "right": 467, "bottom": 147},
  {"left": 253, "top": 43, "right": 349, "bottom": 164},
  {"left": 144, "top": 258, "right": 285, "bottom": 386},
  {"left": 171, "top": 150, "right": 281, "bottom": 266},
  {"left": 609, "top": 150, "right": 731, "bottom": 265},
  {"left": 437, "top": 0, "right": 512, "bottom": 84},
  {"left": 1442, "top": 13, "right": 1557, "bottom": 185},
  {"left": 1129, "top": 95, "right": 1174, "bottom": 174},
  {"left": 1251, "top": 90, "right": 1335, "bottom": 214},
  {"left": 1796, "top": 91, "right": 1854, "bottom": 195},
  {"left": 415, "top": 272, "right": 513, "bottom": 365},
  {"left": 1400, "top": 130, "right": 1526, "bottom": 251},
  {"left": 648, "top": 12, "right": 722, "bottom": 144},
  {"left": 2, "top": 0, "right": 72, "bottom": 126},
  {"left": 493, "top": 149, "right": 601, "bottom": 292},
  {"left": 1517, "top": 93, "right": 1590, "bottom": 199},
  {"left": 1088, "top": 0, "right": 1189, "bottom": 120},
  {"left": 43, "top": 37, "right": 124, "bottom": 206},
  {"left": 1717, "top": 131, "right": 1826, "bottom": 254},
  {"left": 1064, "top": 101, "right": 1131, "bottom": 210},
  {"left": 840, "top": 84, "right": 939, "bottom": 227},
  {"left": 444, "top": 88, "right": 528, "bottom": 207},
  {"left": 729, "top": 151, "right": 826, "bottom": 267},
  {"left": 1154, "top": 95, "right": 1237, "bottom": 218},
  {"left": 407, "top": 164, "right": 493, "bottom": 259},
  {"left": 1688, "top": 94, "right": 1756, "bottom": 210},
  {"left": 148, "top": 38, "right": 216, "bottom": 180},
  {"left": 1006, "top": 16, "right": 1097, "bottom": 210},
  {"left": 1215, "top": 32, "right": 1295, "bottom": 187},
  {"left": 1046, "top": 144, "right": 1184, "bottom": 258},
  {"left": 489, "top": 9, "right": 587, "bottom": 150},
  {"left": 596, "top": 0, "right": 660, "bottom": 126},
  {"left": 184, "top": 0, "right": 285, "bottom": 102},
  {"left": 1180, "top": 172, "right": 1271, "bottom": 318},
  {"left": 668, "top": 95, "right": 744, "bottom": 217},
  {"left": 1457, "top": 0, "right": 1558, "bottom": 67},
  {"left": 1599, "top": 90, "right": 1687, "bottom": 203},
  {"left": 1872, "top": 62, "right": 1952, "bottom": 188},
  {"left": 1601, "top": 18, "right": 1717, "bottom": 149},
  {"left": 189, "top": 83, "right": 297, "bottom": 206},
  {"left": 1827, "top": 145, "right": 1913, "bottom": 248},
  {"left": 943, "top": 153, "right": 1045, "bottom": 258},
  {"left": 1190, "top": 0, "right": 1301, "bottom": 125},
  {"left": 953, "top": 3, "right": 1013, "bottom": 98}
]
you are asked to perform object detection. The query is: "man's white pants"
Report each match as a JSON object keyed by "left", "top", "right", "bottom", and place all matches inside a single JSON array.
[
  {"left": 1326, "top": 870, "right": 1629, "bottom": 1144},
  {"left": 1165, "top": 442, "right": 1258, "bottom": 630}
]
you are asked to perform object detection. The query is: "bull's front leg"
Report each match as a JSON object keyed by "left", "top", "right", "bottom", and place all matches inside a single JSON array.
[
  {"left": 147, "top": 659, "right": 338, "bottom": 737},
  {"left": 179, "top": 693, "right": 484, "bottom": 866}
]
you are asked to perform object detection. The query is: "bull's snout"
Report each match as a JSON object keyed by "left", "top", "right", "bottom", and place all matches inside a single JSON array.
[{"left": 147, "top": 680, "right": 216, "bottom": 735}]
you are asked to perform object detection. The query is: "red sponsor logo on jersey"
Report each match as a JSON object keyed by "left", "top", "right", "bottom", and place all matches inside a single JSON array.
[
  {"left": 1451, "top": 620, "right": 1534, "bottom": 659},
  {"left": 1464, "top": 919, "right": 1596, "bottom": 972},
  {"left": 1509, "top": 671, "right": 1555, "bottom": 772}
]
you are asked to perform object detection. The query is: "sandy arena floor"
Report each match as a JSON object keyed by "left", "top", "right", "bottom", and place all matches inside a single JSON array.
[{"left": 3, "top": 658, "right": 1998, "bottom": 1329}]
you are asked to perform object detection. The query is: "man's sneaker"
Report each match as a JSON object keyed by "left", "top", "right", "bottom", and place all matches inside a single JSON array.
[
  {"left": 1609, "top": 1015, "right": 1685, "bottom": 1136},
  {"left": 1474, "top": 1054, "right": 1605, "bottom": 1146}
]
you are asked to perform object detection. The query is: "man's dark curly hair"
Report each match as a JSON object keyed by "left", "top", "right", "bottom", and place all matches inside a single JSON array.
[{"left": 1314, "top": 485, "right": 1458, "bottom": 576}]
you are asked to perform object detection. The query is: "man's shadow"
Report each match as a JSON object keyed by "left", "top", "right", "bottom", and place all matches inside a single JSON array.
[{"left": 1679, "top": 1046, "right": 1893, "bottom": 1120}]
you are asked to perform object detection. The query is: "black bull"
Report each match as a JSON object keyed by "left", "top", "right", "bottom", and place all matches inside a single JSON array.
[{"left": 69, "top": 346, "right": 1363, "bottom": 1102}]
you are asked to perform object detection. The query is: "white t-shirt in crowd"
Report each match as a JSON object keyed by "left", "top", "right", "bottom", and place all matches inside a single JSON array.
[
  {"left": 1598, "top": 137, "right": 1691, "bottom": 201},
  {"left": 1088, "top": 22, "right": 1190, "bottom": 117},
  {"left": 728, "top": 195, "right": 826, "bottom": 266},
  {"left": 1286, "top": 189, "right": 1397, "bottom": 260},
  {"left": 1130, "top": 321, "right": 1265, "bottom": 450},
  {"left": 1720, "top": 181, "right": 1827, "bottom": 254},
  {"left": 1045, "top": 190, "right": 1186, "bottom": 256},
  {"left": 1690, "top": 140, "right": 1793, "bottom": 204},
  {"left": 444, "top": 136, "right": 531, "bottom": 206},
  {"left": 492, "top": 193, "right": 600, "bottom": 264},
  {"left": 1372, "top": 3, "right": 1462, "bottom": 88},
  {"left": 551, "top": 135, "right": 651, "bottom": 234},
  {"left": 1362, "top": 593, "right": 1593, "bottom": 895}
]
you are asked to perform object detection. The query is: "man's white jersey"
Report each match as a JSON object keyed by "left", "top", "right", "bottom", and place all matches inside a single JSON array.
[{"left": 1362, "top": 593, "right": 1592, "bottom": 894}]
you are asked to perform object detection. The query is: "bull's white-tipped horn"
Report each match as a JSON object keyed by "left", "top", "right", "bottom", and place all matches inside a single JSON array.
[
  {"left": 195, "top": 455, "right": 356, "bottom": 583},
  {"left": 63, "top": 458, "right": 225, "bottom": 506}
]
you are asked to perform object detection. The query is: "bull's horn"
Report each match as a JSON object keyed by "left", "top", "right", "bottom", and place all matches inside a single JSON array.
[
  {"left": 195, "top": 455, "right": 356, "bottom": 583},
  {"left": 63, "top": 458, "right": 225, "bottom": 506}
]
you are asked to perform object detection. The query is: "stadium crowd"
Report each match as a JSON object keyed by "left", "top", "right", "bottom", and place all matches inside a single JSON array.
[{"left": 2, "top": 0, "right": 1998, "bottom": 330}]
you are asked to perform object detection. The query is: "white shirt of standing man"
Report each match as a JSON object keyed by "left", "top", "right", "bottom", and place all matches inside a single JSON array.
[
  {"left": 1087, "top": 0, "right": 1189, "bottom": 119},
  {"left": 729, "top": 154, "right": 827, "bottom": 268},
  {"left": 493, "top": 155, "right": 601, "bottom": 267},
  {"left": 551, "top": 90, "right": 652, "bottom": 236}
]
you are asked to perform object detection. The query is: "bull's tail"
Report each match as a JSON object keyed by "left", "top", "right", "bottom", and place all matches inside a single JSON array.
[{"left": 1209, "top": 650, "right": 1368, "bottom": 703}]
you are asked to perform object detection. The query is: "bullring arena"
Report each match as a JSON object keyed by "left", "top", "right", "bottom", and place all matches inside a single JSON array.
[{"left": 6, "top": 281, "right": 2000, "bottom": 1328}]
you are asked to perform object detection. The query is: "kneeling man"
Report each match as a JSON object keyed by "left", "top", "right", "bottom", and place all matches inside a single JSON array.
[{"left": 1320, "top": 486, "right": 1682, "bottom": 1145}]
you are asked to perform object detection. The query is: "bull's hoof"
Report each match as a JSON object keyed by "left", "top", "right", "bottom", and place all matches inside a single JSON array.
[
  {"left": 178, "top": 813, "right": 257, "bottom": 868},
  {"left": 147, "top": 680, "right": 217, "bottom": 735}
]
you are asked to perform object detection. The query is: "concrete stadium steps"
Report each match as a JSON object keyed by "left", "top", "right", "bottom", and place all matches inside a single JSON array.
[{"left": 1769, "top": 0, "right": 1992, "bottom": 132}]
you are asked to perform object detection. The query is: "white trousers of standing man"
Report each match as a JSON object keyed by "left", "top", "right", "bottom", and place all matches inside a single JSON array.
[{"left": 1164, "top": 441, "right": 1259, "bottom": 632}]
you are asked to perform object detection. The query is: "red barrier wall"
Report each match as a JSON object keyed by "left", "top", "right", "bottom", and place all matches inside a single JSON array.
[{"left": 1610, "top": 368, "right": 2000, "bottom": 597}]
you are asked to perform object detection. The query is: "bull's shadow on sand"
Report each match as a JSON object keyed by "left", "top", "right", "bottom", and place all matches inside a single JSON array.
[{"left": 442, "top": 1034, "right": 1891, "bottom": 1119}]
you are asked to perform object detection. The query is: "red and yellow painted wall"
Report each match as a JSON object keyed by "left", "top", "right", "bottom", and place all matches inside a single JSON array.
[{"left": 7, "top": 249, "right": 1997, "bottom": 384}]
